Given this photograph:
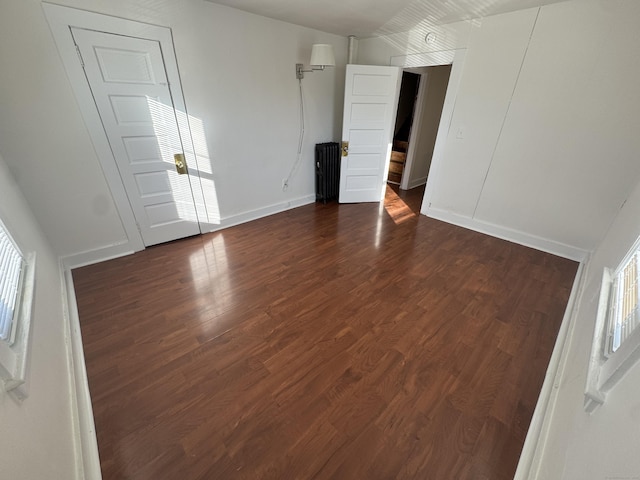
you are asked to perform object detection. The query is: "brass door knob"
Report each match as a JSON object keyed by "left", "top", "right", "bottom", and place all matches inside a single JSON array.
[{"left": 174, "top": 153, "right": 188, "bottom": 175}]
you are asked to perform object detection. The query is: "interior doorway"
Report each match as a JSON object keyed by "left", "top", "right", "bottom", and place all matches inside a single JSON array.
[
  {"left": 388, "top": 65, "right": 452, "bottom": 191},
  {"left": 388, "top": 72, "right": 420, "bottom": 185}
]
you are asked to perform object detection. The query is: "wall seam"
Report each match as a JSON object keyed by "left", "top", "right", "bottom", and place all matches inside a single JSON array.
[{"left": 471, "top": 7, "right": 541, "bottom": 218}]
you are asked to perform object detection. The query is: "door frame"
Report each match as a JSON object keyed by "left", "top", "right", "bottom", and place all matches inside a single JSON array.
[
  {"left": 44, "top": 3, "right": 204, "bottom": 254},
  {"left": 389, "top": 49, "right": 467, "bottom": 214},
  {"left": 399, "top": 69, "right": 429, "bottom": 191}
]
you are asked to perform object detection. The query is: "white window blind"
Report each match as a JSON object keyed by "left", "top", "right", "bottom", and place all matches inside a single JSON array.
[
  {"left": 0, "top": 222, "right": 24, "bottom": 344},
  {"left": 607, "top": 252, "right": 640, "bottom": 355}
]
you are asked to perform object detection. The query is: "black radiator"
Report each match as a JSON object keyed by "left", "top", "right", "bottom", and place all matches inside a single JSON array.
[{"left": 315, "top": 142, "right": 340, "bottom": 203}]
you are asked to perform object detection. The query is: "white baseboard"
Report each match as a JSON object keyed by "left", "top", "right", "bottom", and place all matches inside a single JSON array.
[
  {"left": 60, "top": 194, "right": 582, "bottom": 480},
  {"left": 425, "top": 207, "right": 588, "bottom": 261},
  {"left": 423, "top": 205, "right": 591, "bottom": 478},
  {"left": 55, "top": 194, "right": 316, "bottom": 479},
  {"left": 61, "top": 241, "right": 135, "bottom": 270},
  {"left": 514, "top": 261, "right": 587, "bottom": 480},
  {"left": 407, "top": 176, "right": 427, "bottom": 190},
  {"left": 62, "top": 195, "right": 316, "bottom": 268},
  {"left": 61, "top": 266, "right": 102, "bottom": 480},
  {"left": 201, "top": 194, "right": 316, "bottom": 234}
]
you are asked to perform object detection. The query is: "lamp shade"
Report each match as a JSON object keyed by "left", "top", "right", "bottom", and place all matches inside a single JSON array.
[{"left": 310, "top": 44, "right": 335, "bottom": 67}]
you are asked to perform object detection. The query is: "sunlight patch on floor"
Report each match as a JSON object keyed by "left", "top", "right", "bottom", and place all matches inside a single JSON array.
[{"left": 385, "top": 187, "right": 417, "bottom": 224}]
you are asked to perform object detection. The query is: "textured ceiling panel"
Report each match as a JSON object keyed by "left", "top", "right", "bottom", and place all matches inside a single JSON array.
[{"left": 204, "top": 0, "right": 570, "bottom": 37}]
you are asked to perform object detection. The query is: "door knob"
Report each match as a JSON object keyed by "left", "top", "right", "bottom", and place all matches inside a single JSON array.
[
  {"left": 174, "top": 153, "right": 188, "bottom": 175},
  {"left": 341, "top": 141, "right": 349, "bottom": 157}
]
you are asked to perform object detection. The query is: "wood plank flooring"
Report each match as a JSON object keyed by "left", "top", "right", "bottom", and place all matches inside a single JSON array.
[{"left": 72, "top": 185, "right": 578, "bottom": 480}]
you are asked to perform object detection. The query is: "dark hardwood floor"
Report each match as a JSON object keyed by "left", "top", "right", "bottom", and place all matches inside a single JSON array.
[{"left": 73, "top": 185, "right": 578, "bottom": 480}]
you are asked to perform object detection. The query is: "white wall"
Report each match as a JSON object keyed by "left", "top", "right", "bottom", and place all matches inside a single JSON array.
[
  {"left": 536, "top": 175, "right": 640, "bottom": 479},
  {"left": 0, "top": 153, "right": 77, "bottom": 478},
  {"left": 360, "top": 1, "right": 640, "bottom": 474},
  {"left": 0, "top": 0, "right": 346, "bottom": 262},
  {"left": 0, "top": 1, "right": 124, "bottom": 260},
  {"left": 358, "top": 0, "right": 640, "bottom": 259},
  {"left": 357, "top": 19, "right": 473, "bottom": 66}
]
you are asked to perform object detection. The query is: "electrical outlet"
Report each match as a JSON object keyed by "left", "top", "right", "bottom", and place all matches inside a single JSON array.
[{"left": 282, "top": 179, "right": 288, "bottom": 191}]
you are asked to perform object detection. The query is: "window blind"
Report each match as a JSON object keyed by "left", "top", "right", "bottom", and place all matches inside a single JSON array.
[
  {"left": 609, "top": 252, "right": 640, "bottom": 354},
  {"left": 0, "top": 224, "right": 24, "bottom": 343}
]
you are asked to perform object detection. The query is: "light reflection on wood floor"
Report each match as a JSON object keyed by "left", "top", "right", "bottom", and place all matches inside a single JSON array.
[{"left": 73, "top": 184, "right": 577, "bottom": 480}]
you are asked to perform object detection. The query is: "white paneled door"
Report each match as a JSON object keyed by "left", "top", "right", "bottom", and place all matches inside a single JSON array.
[
  {"left": 72, "top": 28, "right": 201, "bottom": 246},
  {"left": 339, "top": 64, "right": 402, "bottom": 203}
]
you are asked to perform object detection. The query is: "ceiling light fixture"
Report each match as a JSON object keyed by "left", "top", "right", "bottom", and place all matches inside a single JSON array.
[
  {"left": 296, "top": 44, "right": 335, "bottom": 79},
  {"left": 425, "top": 32, "right": 437, "bottom": 45}
]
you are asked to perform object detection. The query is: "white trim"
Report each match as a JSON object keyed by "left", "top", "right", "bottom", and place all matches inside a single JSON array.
[
  {"left": 0, "top": 251, "right": 36, "bottom": 402},
  {"left": 426, "top": 206, "right": 588, "bottom": 262},
  {"left": 203, "top": 194, "right": 316, "bottom": 233},
  {"left": 599, "top": 326, "right": 640, "bottom": 392},
  {"left": 514, "top": 261, "right": 587, "bottom": 480},
  {"left": 391, "top": 49, "right": 457, "bottom": 68},
  {"left": 407, "top": 176, "right": 428, "bottom": 190},
  {"left": 400, "top": 71, "right": 429, "bottom": 191},
  {"left": 583, "top": 237, "right": 640, "bottom": 412},
  {"left": 44, "top": 3, "right": 145, "bottom": 253},
  {"left": 62, "top": 241, "right": 134, "bottom": 270},
  {"left": 388, "top": 49, "right": 465, "bottom": 205},
  {"left": 583, "top": 267, "right": 612, "bottom": 413},
  {"left": 43, "top": 3, "right": 205, "bottom": 250},
  {"left": 419, "top": 49, "right": 467, "bottom": 214},
  {"left": 61, "top": 195, "right": 316, "bottom": 268},
  {"left": 61, "top": 265, "right": 102, "bottom": 480},
  {"left": 54, "top": 193, "right": 315, "bottom": 480}
]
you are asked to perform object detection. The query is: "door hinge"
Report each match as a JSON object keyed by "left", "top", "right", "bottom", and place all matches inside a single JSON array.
[
  {"left": 135, "top": 221, "right": 141, "bottom": 233},
  {"left": 75, "top": 44, "right": 84, "bottom": 68}
]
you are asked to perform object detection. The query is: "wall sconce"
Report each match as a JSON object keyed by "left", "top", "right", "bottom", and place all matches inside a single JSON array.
[{"left": 296, "top": 44, "right": 335, "bottom": 79}]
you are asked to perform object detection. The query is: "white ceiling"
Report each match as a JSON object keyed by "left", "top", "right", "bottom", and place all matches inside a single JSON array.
[{"left": 204, "top": 0, "right": 569, "bottom": 38}]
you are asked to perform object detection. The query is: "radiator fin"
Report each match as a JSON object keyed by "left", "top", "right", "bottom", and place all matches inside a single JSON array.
[{"left": 315, "top": 142, "right": 340, "bottom": 203}]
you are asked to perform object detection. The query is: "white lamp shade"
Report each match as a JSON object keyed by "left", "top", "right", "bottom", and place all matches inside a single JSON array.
[{"left": 310, "top": 44, "right": 335, "bottom": 67}]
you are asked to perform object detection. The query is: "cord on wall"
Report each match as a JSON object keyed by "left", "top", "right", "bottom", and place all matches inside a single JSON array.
[{"left": 283, "top": 78, "right": 305, "bottom": 191}]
